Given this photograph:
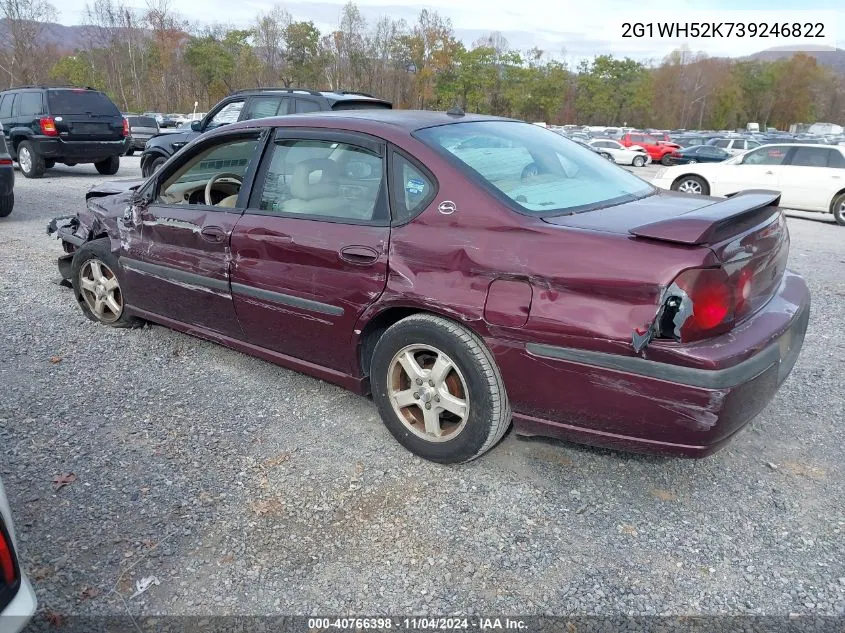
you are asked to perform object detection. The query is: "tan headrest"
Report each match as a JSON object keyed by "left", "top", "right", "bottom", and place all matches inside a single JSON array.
[{"left": 291, "top": 158, "right": 339, "bottom": 200}]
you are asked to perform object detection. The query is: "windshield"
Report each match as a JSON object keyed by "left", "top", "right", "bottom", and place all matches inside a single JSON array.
[
  {"left": 416, "top": 121, "right": 653, "bottom": 215},
  {"left": 47, "top": 90, "right": 120, "bottom": 116}
]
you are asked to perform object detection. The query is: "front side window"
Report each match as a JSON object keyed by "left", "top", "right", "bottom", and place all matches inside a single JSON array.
[
  {"left": 417, "top": 121, "right": 653, "bottom": 215},
  {"left": 18, "top": 92, "right": 43, "bottom": 116},
  {"left": 157, "top": 135, "right": 260, "bottom": 206},
  {"left": 742, "top": 146, "right": 788, "bottom": 166},
  {"left": 207, "top": 101, "right": 244, "bottom": 129},
  {"left": 243, "top": 97, "right": 282, "bottom": 121},
  {"left": 713, "top": 139, "right": 730, "bottom": 148},
  {"left": 255, "top": 138, "right": 384, "bottom": 222}
]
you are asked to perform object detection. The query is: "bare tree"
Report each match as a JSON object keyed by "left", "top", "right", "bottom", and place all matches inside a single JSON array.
[
  {"left": 253, "top": 4, "right": 291, "bottom": 86},
  {"left": 0, "top": 0, "right": 56, "bottom": 87}
]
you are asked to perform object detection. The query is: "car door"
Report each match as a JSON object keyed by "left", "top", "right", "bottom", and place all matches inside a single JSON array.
[
  {"left": 712, "top": 145, "right": 786, "bottom": 196},
  {"left": 229, "top": 129, "right": 390, "bottom": 372},
  {"left": 120, "top": 129, "right": 266, "bottom": 337},
  {"left": 776, "top": 146, "right": 843, "bottom": 212}
]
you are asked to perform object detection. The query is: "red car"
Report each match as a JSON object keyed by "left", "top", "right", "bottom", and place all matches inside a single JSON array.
[
  {"left": 48, "top": 111, "right": 809, "bottom": 463},
  {"left": 620, "top": 132, "right": 680, "bottom": 165}
]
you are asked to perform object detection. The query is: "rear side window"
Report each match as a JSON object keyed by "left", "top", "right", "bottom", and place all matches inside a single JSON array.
[
  {"left": 391, "top": 153, "right": 435, "bottom": 223},
  {"left": 0, "top": 94, "right": 13, "bottom": 118},
  {"left": 829, "top": 150, "right": 845, "bottom": 168},
  {"left": 294, "top": 100, "right": 320, "bottom": 114},
  {"left": 47, "top": 90, "right": 119, "bottom": 116},
  {"left": 789, "top": 147, "right": 833, "bottom": 167},
  {"left": 713, "top": 139, "right": 730, "bottom": 148},
  {"left": 18, "top": 92, "right": 43, "bottom": 116}
]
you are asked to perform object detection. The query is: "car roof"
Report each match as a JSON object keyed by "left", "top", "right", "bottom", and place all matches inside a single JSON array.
[
  {"left": 227, "top": 109, "right": 515, "bottom": 133},
  {"left": 228, "top": 88, "right": 390, "bottom": 104}
]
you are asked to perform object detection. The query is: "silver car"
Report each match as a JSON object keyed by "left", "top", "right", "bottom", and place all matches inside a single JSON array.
[
  {"left": 0, "top": 478, "right": 36, "bottom": 633},
  {"left": 125, "top": 115, "right": 160, "bottom": 155}
]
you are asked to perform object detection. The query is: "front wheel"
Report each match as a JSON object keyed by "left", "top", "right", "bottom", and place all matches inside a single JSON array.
[
  {"left": 143, "top": 155, "right": 167, "bottom": 178},
  {"left": 661, "top": 154, "right": 673, "bottom": 166},
  {"left": 671, "top": 175, "right": 710, "bottom": 196},
  {"left": 832, "top": 192, "right": 845, "bottom": 226},
  {"left": 95, "top": 155, "right": 120, "bottom": 175},
  {"left": 371, "top": 314, "right": 511, "bottom": 463},
  {"left": 632, "top": 155, "right": 645, "bottom": 167},
  {"left": 125, "top": 148, "right": 135, "bottom": 156},
  {"left": 70, "top": 238, "right": 141, "bottom": 327}
]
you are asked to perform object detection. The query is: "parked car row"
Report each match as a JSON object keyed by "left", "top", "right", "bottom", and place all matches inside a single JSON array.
[{"left": 654, "top": 143, "right": 845, "bottom": 225}]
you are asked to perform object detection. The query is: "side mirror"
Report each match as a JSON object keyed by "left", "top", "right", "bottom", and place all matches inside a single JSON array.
[{"left": 190, "top": 120, "right": 202, "bottom": 132}]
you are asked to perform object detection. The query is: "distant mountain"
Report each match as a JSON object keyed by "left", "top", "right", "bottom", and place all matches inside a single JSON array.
[
  {"left": 747, "top": 46, "right": 845, "bottom": 74},
  {"left": 0, "top": 19, "right": 94, "bottom": 53}
]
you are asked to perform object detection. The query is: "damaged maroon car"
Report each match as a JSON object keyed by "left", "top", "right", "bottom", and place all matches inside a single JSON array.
[{"left": 47, "top": 111, "right": 809, "bottom": 463}]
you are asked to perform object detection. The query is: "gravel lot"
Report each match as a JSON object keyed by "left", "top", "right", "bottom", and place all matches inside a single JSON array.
[{"left": 0, "top": 157, "right": 843, "bottom": 621}]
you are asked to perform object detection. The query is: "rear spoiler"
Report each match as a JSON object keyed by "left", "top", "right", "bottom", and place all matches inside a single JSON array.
[{"left": 630, "top": 190, "right": 781, "bottom": 245}]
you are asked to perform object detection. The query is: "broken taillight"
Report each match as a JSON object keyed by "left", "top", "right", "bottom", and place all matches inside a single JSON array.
[
  {"left": 0, "top": 519, "right": 17, "bottom": 586},
  {"left": 658, "top": 268, "right": 735, "bottom": 343}
]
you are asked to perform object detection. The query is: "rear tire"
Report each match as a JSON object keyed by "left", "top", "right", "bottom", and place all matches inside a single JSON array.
[
  {"left": 70, "top": 238, "right": 141, "bottom": 328},
  {"left": 95, "top": 156, "right": 120, "bottom": 175},
  {"left": 17, "top": 141, "right": 45, "bottom": 178},
  {"left": 0, "top": 193, "right": 13, "bottom": 217},
  {"left": 671, "top": 175, "right": 709, "bottom": 196},
  {"left": 661, "top": 154, "right": 673, "bottom": 166},
  {"left": 125, "top": 148, "right": 135, "bottom": 157},
  {"left": 632, "top": 155, "right": 645, "bottom": 167},
  {"left": 832, "top": 192, "right": 845, "bottom": 226},
  {"left": 370, "top": 314, "right": 511, "bottom": 464},
  {"left": 44, "top": 159, "right": 55, "bottom": 169}
]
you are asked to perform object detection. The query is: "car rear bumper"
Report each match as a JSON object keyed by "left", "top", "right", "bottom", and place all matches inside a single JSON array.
[
  {"left": 496, "top": 271, "right": 810, "bottom": 457},
  {"left": 29, "top": 137, "right": 128, "bottom": 161},
  {"left": 0, "top": 576, "right": 36, "bottom": 633}
]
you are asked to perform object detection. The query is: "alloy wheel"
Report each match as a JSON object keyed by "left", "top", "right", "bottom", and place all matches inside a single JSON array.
[
  {"left": 18, "top": 147, "right": 31, "bottom": 173},
  {"left": 387, "top": 344, "right": 469, "bottom": 442},
  {"left": 677, "top": 179, "right": 703, "bottom": 194},
  {"left": 79, "top": 259, "right": 123, "bottom": 323}
]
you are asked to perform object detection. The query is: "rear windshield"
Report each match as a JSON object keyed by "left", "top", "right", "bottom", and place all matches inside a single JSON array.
[
  {"left": 416, "top": 121, "right": 653, "bottom": 215},
  {"left": 331, "top": 100, "right": 392, "bottom": 111},
  {"left": 47, "top": 90, "right": 120, "bottom": 116},
  {"left": 128, "top": 116, "right": 157, "bottom": 128}
]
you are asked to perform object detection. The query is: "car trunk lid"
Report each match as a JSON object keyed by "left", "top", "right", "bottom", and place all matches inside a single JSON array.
[{"left": 544, "top": 189, "right": 789, "bottom": 323}]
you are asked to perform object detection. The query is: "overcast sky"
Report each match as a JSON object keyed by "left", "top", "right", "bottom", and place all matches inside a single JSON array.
[{"left": 56, "top": 0, "right": 844, "bottom": 64}]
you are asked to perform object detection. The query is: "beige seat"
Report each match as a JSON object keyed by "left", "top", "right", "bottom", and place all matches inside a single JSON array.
[
  {"left": 282, "top": 159, "right": 345, "bottom": 215},
  {"left": 217, "top": 194, "right": 239, "bottom": 208}
]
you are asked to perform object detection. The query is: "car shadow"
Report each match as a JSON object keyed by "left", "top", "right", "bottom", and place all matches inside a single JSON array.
[
  {"left": 512, "top": 432, "right": 672, "bottom": 464},
  {"left": 783, "top": 210, "right": 838, "bottom": 225}
]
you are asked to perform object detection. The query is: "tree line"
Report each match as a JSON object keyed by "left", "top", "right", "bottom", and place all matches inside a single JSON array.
[{"left": 1, "top": 0, "right": 843, "bottom": 130}]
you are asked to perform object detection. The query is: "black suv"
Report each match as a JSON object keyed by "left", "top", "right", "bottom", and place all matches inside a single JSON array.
[
  {"left": 0, "top": 123, "right": 14, "bottom": 217},
  {"left": 0, "top": 86, "right": 128, "bottom": 178},
  {"left": 140, "top": 88, "right": 391, "bottom": 177}
]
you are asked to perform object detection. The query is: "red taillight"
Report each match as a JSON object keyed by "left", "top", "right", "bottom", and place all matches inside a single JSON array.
[
  {"left": 0, "top": 159, "right": 12, "bottom": 166},
  {"left": 0, "top": 523, "right": 17, "bottom": 586},
  {"left": 122, "top": 118, "right": 130, "bottom": 137},
  {"left": 39, "top": 116, "right": 58, "bottom": 136},
  {"left": 664, "top": 268, "right": 735, "bottom": 342}
]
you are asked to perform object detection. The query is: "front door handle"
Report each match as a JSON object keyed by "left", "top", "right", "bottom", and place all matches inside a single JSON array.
[
  {"left": 339, "top": 245, "right": 379, "bottom": 265},
  {"left": 200, "top": 226, "right": 226, "bottom": 243},
  {"left": 765, "top": 170, "right": 774, "bottom": 175}
]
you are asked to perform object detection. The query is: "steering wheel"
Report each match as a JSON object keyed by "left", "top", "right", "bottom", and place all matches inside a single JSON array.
[{"left": 205, "top": 173, "right": 243, "bottom": 206}]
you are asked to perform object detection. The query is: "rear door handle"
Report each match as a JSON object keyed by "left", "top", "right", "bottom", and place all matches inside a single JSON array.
[
  {"left": 340, "top": 245, "right": 379, "bottom": 265},
  {"left": 200, "top": 226, "right": 226, "bottom": 243}
]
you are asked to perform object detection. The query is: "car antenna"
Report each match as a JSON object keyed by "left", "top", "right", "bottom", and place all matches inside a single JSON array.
[{"left": 446, "top": 106, "right": 465, "bottom": 117}]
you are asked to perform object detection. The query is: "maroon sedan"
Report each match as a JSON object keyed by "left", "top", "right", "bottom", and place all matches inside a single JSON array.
[{"left": 48, "top": 111, "right": 809, "bottom": 463}]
